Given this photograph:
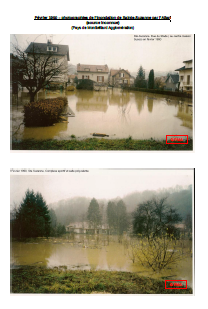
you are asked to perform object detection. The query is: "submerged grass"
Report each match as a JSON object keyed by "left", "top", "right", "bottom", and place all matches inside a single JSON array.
[
  {"left": 11, "top": 267, "right": 192, "bottom": 294},
  {"left": 12, "top": 138, "right": 193, "bottom": 151}
]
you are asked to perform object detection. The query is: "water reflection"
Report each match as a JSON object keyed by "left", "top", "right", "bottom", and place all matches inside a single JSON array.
[
  {"left": 76, "top": 91, "right": 108, "bottom": 113},
  {"left": 147, "top": 98, "right": 154, "bottom": 113},
  {"left": 11, "top": 89, "right": 193, "bottom": 140},
  {"left": 11, "top": 235, "right": 193, "bottom": 287},
  {"left": 134, "top": 92, "right": 145, "bottom": 114},
  {"left": 176, "top": 104, "right": 193, "bottom": 129},
  {"left": 11, "top": 241, "right": 53, "bottom": 267}
]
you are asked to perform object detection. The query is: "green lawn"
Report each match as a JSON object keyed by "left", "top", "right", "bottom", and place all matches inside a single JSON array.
[
  {"left": 12, "top": 138, "right": 193, "bottom": 151},
  {"left": 11, "top": 267, "right": 192, "bottom": 294}
]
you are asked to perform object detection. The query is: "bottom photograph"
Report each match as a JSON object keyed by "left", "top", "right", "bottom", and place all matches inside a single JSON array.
[{"left": 10, "top": 168, "right": 194, "bottom": 294}]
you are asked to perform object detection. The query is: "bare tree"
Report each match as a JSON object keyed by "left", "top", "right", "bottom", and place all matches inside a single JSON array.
[{"left": 12, "top": 43, "right": 68, "bottom": 102}]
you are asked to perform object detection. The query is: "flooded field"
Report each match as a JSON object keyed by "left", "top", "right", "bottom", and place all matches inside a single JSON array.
[
  {"left": 11, "top": 89, "right": 193, "bottom": 141},
  {"left": 11, "top": 234, "right": 193, "bottom": 287}
]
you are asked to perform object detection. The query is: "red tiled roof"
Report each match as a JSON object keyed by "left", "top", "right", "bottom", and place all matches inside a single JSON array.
[{"left": 77, "top": 64, "right": 109, "bottom": 73}]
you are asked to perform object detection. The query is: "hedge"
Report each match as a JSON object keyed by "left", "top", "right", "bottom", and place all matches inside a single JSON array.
[{"left": 23, "top": 97, "right": 68, "bottom": 127}]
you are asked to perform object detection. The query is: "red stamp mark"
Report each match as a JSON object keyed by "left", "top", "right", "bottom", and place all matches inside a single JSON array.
[
  {"left": 165, "top": 280, "right": 187, "bottom": 289},
  {"left": 166, "top": 135, "right": 188, "bottom": 144}
]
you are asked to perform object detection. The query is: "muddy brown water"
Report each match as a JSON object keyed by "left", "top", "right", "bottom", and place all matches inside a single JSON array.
[
  {"left": 11, "top": 89, "right": 193, "bottom": 141},
  {"left": 11, "top": 234, "right": 193, "bottom": 288}
]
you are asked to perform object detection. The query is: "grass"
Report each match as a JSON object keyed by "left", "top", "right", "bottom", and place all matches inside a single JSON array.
[
  {"left": 11, "top": 266, "right": 192, "bottom": 294},
  {"left": 12, "top": 138, "right": 193, "bottom": 151}
]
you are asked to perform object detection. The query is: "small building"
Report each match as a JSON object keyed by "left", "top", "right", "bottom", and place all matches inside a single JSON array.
[
  {"left": 164, "top": 74, "right": 179, "bottom": 91},
  {"left": 77, "top": 64, "right": 109, "bottom": 84},
  {"left": 175, "top": 60, "right": 193, "bottom": 93},
  {"left": 109, "top": 69, "right": 132, "bottom": 87},
  {"left": 66, "top": 221, "right": 110, "bottom": 235}
]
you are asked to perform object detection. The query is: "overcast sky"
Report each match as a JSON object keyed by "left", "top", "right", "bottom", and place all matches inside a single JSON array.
[
  {"left": 11, "top": 34, "right": 193, "bottom": 73},
  {"left": 10, "top": 169, "right": 194, "bottom": 207}
]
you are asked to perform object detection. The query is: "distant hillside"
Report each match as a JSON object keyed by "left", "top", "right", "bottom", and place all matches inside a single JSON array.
[
  {"left": 123, "top": 186, "right": 192, "bottom": 219},
  {"left": 131, "top": 70, "right": 177, "bottom": 79},
  {"left": 49, "top": 186, "right": 192, "bottom": 226}
]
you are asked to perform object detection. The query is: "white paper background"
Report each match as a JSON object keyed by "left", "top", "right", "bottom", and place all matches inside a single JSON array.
[{"left": 1, "top": 0, "right": 207, "bottom": 307}]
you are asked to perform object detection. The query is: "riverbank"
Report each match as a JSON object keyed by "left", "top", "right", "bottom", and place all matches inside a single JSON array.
[
  {"left": 12, "top": 138, "right": 193, "bottom": 150},
  {"left": 11, "top": 266, "right": 192, "bottom": 294}
]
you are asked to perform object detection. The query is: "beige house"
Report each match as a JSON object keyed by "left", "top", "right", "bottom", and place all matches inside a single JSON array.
[
  {"left": 25, "top": 40, "right": 70, "bottom": 88},
  {"left": 77, "top": 64, "right": 109, "bottom": 84},
  {"left": 175, "top": 59, "right": 193, "bottom": 93},
  {"left": 109, "top": 69, "right": 132, "bottom": 87}
]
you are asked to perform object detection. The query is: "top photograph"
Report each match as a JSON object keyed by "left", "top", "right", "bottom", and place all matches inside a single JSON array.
[{"left": 10, "top": 34, "right": 194, "bottom": 151}]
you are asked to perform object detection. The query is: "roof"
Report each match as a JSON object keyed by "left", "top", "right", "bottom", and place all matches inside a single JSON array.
[
  {"left": 110, "top": 68, "right": 131, "bottom": 77},
  {"left": 77, "top": 64, "right": 109, "bottom": 73},
  {"left": 165, "top": 74, "right": 179, "bottom": 84},
  {"left": 25, "top": 42, "right": 70, "bottom": 61},
  {"left": 183, "top": 59, "right": 192, "bottom": 63},
  {"left": 175, "top": 66, "right": 190, "bottom": 71}
]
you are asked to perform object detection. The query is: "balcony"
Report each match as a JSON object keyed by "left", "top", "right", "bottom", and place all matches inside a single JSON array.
[{"left": 182, "top": 81, "right": 193, "bottom": 86}]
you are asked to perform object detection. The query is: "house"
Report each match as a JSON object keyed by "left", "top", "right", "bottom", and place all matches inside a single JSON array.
[
  {"left": 175, "top": 59, "right": 193, "bottom": 93},
  {"left": 109, "top": 69, "right": 132, "bottom": 87},
  {"left": 66, "top": 221, "right": 110, "bottom": 235},
  {"left": 77, "top": 64, "right": 109, "bottom": 84},
  {"left": 164, "top": 74, "right": 179, "bottom": 91},
  {"left": 24, "top": 40, "right": 70, "bottom": 88}
]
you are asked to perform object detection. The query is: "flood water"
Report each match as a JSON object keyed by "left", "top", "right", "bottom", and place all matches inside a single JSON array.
[
  {"left": 11, "top": 234, "right": 193, "bottom": 287},
  {"left": 11, "top": 89, "right": 193, "bottom": 141}
]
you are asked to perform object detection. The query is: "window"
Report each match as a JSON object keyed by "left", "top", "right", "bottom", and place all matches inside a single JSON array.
[
  {"left": 82, "top": 75, "right": 89, "bottom": 79},
  {"left": 120, "top": 73, "right": 124, "bottom": 77},
  {"left": 84, "top": 68, "right": 90, "bottom": 71},
  {"left": 97, "top": 69, "right": 102, "bottom": 72},
  {"left": 180, "top": 76, "right": 184, "bottom": 81},
  {"left": 47, "top": 46, "right": 57, "bottom": 52},
  {"left": 53, "top": 58, "right": 58, "bottom": 64},
  {"left": 97, "top": 76, "right": 104, "bottom": 82}
]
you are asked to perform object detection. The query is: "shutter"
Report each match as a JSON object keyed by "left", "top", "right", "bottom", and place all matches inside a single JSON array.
[
  {"left": 97, "top": 76, "right": 99, "bottom": 82},
  {"left": 88, "top": 76, "right": 89, "bottom": 79},
  {"left": 82, "top": 75, "right": 84, "bottom": 79},
  {"left": 102, "top": 76, "right": 104, "bottom": 82}
]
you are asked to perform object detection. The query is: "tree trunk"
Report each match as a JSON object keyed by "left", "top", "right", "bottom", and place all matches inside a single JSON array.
[{"left": 30, "top": 93, "right": 35, "bottom": 103}]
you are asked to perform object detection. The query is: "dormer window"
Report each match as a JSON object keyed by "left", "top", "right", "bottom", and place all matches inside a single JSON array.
[
  {"left": 97, "top": 69, "right": 102, "bottom": 72},
  {"left": 53, "top": 58, "right": 58, "bottom": 64},
  {"left": 47, "top": 46, "right": 57, "bottom": 52},
  {"left": 84, "top": 68, "right": 90, "bottom": 71}
]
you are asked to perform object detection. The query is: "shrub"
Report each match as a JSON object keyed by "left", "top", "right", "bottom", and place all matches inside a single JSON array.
[
  {"left": 128, "top": 233, "right": 190, "bottom": 272},
  {"left": 66, "top": 85, "right": 75, "bottom": 91},
  {"left": 76, "top": 79, "right": 94, "bottom": 90},
  {"left": 23, "top": 97, "right": 68, "bottom": 127}
]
